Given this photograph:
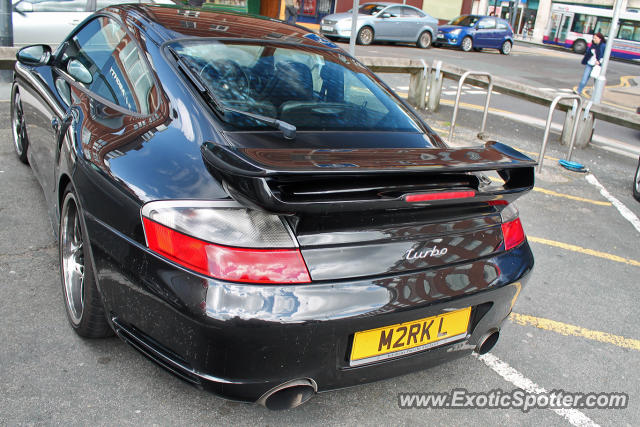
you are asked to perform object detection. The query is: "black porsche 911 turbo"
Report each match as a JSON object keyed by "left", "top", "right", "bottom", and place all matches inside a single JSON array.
[{"left": 11, "top": 4, "right": 536, "bottom": 409}]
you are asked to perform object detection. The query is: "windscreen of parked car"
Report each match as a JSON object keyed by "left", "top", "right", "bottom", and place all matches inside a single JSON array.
[
  {"left": 169, "top": 40, "right": 424, "bottom": 133},
  {"left": 449, "top": 16, "right": 479, "bottom": 27},
  {"left": 357, "top": 4, "right": 387, "bottom": 15}
]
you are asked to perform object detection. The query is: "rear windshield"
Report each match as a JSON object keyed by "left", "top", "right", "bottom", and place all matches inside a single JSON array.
[
  {"left": 168, "top": 40, "right": 423, "bottom": 133},
  {"left": 449, "top": 15, "right": 479, "bottom": 27}
]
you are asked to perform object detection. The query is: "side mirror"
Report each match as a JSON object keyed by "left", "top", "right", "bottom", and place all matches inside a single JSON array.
[
  {"left": 380, "top": 12, "right": 391, "bottom": 19},
  {"left": 67, "top": 60, "right": 92, "bottom": 84},
  {"left": 16, "top": 44, "right": 52, "bottom": 66}
]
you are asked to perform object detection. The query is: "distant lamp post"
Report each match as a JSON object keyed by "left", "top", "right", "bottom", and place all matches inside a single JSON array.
[
  {"left": 592, "top": 0, "right": 623, "bottom": 104},
  {"left": 348, "top": 0, "right": 358, "bottom": 56},
  {"left": 0, "top": 0, "right": 13, "bottom": 47}
]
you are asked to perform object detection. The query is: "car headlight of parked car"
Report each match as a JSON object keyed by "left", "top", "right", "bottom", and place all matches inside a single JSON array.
[{"left": 449, "top": 29, "right": 462, "bottom": 36}]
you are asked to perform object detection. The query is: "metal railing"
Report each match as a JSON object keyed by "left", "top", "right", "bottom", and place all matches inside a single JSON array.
[
  {"left": 448, "top": 71, "right": 493, "bottom": 142},
  {"left": 537, "top": 94, "right": 583, "bottom": 173}
]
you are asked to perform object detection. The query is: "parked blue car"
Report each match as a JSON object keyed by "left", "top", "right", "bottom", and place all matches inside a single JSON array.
[{"left": 434, "top": 15, "right": 514, "bottom": 54}]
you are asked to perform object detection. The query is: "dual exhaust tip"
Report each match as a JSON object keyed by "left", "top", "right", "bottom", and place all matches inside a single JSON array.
[{"left": 256, "top": 331, "right": 500, "bottom": 410}]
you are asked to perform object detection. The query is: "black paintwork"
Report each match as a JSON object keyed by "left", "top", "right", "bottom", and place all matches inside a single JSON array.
[{"left": 14, "top": 4, "right": 535, "bottom": 404}]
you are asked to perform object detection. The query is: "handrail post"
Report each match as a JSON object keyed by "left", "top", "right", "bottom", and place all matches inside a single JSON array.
[
  {"left": 537, "top": 94, "right": 583, "bottom": 173},
  {"left": 448, "top": 71, "right": 493, "bottom": 142}
]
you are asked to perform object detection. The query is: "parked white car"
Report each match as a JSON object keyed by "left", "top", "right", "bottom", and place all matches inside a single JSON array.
[{"left": 12, "top": 0, "right": 176, "bottom": 47}]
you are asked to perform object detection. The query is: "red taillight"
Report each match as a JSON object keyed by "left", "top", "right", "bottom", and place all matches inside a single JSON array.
[
  {"left": 502, "top": 217, "right": 525, "bottom": 250},
  {"left": 143, "top": 218, "right": 311, "bottom": 284},
  {"left": 404, "top": 190, "right": 476, "bottom": 203}
]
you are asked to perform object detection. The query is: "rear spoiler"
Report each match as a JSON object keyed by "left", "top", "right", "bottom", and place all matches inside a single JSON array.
[{"left": 201, "top": 141, "right": 537, "bottom": 214}]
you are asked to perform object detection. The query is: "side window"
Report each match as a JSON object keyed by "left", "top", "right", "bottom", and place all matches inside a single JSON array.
[
  {"left": 617, "top": 20, "right": 640, "bottom": 41},
  {"left": 384, "top": 7, "right": 402, "bottom": 17},
  {"left": 58, "top": 16, "right": 158, "bottom": 114},
  {"left": 594, "top": 17, "right": 611, "bottom": 36},
  {"left": 477, "top": 18, "right": 496, "bottom": 30},
  {"left": 401, "top": 7, "right": 422, "bottom": 17},
  {"left": 497, "top": 21, "right": 507, "bottom": 30},
  {"left": 14, "top": 0, "right": 88, "bottom": 12}
]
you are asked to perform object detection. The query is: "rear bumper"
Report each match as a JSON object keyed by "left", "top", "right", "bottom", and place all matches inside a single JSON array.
[{"left": 86, "top": 214, "right": 534, "bottom": 402}]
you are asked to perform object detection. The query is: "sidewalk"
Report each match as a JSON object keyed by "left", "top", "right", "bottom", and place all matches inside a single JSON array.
[{"left": 584, "top": 76, "right": 640, "bottom": 111}]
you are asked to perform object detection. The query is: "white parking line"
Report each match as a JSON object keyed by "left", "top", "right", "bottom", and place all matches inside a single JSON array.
[
  {"left": 476, "top": 353, "right": 599, "bottom": 427},
  {"left": 585, "top": 173, "right": 640, "bottom": 234}
]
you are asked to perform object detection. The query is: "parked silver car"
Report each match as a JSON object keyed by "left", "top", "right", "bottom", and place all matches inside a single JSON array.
[
  {"left": 320, "top": 2, "right": 438, "bottom": 48},
  {"left": 12, "top": 0, "right": 175, "bottom": 47}
]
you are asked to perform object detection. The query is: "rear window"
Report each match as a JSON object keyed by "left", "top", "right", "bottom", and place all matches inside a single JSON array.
[{"left": 169, "top": 40, "right": 423, "bottom": 133}]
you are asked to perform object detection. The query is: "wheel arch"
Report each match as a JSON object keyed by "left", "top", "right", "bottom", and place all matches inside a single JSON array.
[{"left": 58, "top": 174, "right": 72, "bottom": 215}]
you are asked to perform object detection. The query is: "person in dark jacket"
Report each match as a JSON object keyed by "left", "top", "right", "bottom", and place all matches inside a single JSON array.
[
  {"left": 575, "top": 32, "right": 606, "bottom": 95},
  {"left": 285, "top": 0, "right": 300, "bottom": 24}
]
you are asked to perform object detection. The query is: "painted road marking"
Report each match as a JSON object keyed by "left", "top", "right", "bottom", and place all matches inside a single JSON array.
[
  {"left": 510, "top": 313, "right": 640, "bottom": 352},
  {"left": 528, "top": 236, "right": 640, "bottom": 267},
  {"left": 487, "top": 176, "right": 611, "bottom": 206},
  {"left": 477, "top": 353, "right": 599, "bottom": 427},
  {"left": 519, "top": 149, "right": 559, "bottom": 162},
  {"left": 440, "top": 98, "right": 513, "bottom": 115},
  {"left": 532, "top": 187, "right": 611, "bottom": 206},
  {"left": 585, "top": 174, "right": 640, "bottom": 234}
]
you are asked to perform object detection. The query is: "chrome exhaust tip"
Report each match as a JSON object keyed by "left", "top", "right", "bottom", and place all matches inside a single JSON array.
[
  {"left": 475, "top": 330, "right": 500, "bottom": 355},
  {"left": 256, "top": 378, "right": 317, "bottom": 410}
]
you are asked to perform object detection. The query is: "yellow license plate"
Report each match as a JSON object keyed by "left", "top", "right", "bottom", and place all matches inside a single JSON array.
[{"left": 350, "top": 307, "right": 471, "bottom": 366}]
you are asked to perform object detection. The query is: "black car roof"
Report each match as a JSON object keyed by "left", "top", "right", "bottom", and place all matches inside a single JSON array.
[{"left": 104, "top": 4, "right": 339, "bottom": 49}]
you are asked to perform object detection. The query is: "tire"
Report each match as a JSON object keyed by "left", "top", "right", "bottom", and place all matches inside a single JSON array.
[
  {"left": 500, "top": 40, "right": 512, "bottom": 55},
  {"left": 573, "top": 39, "right": 587, "bottom": 54},
  {"left": 59, "top": 184, "right": 113, "bottom": 338},
  {"left": 633, "top": 158, "right": 640, "bottom": 201},
  {"left": 10, "top": 85, "right": 29, "bottom": 164},
  {"left": 417, "top": 31, "right": 432, "bottom": 49},
  {"left": 357, "top": 26, "right": 374, "bottom": 45},
  {"left": 461, "top": 36, "right": 473, "bottom": 52}
]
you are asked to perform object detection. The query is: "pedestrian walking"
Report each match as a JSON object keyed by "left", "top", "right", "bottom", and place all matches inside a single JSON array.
[
  {"left": 574, "top": 32, "right": 606, "bottom": 96},
  {"left": 285, "top": 0, "right": 300, "bottom": 24},
  {"left": 522, "top": 20, "right": 530, "bottom": 40}
]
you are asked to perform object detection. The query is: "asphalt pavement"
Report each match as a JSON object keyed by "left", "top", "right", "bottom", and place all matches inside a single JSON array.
[{"left": 1, "top": 65, "right": 639, "bottom": 425}]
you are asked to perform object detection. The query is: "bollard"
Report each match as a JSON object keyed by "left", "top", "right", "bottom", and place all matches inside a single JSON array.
[
  {"left": 562, "top": 100, "right": 594, "bottom": 149},
  {"left": 566, "top": 102, "right": 595, "bottom": 160},
  {"left": 427, "top": 60, "right": 443, "bottom": 112},
  {"left": 561, "top": 100, "right": 578, "bottom": 146},
  {"left": 408, "top": 71, "right": 427, "bottom": 109}
]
